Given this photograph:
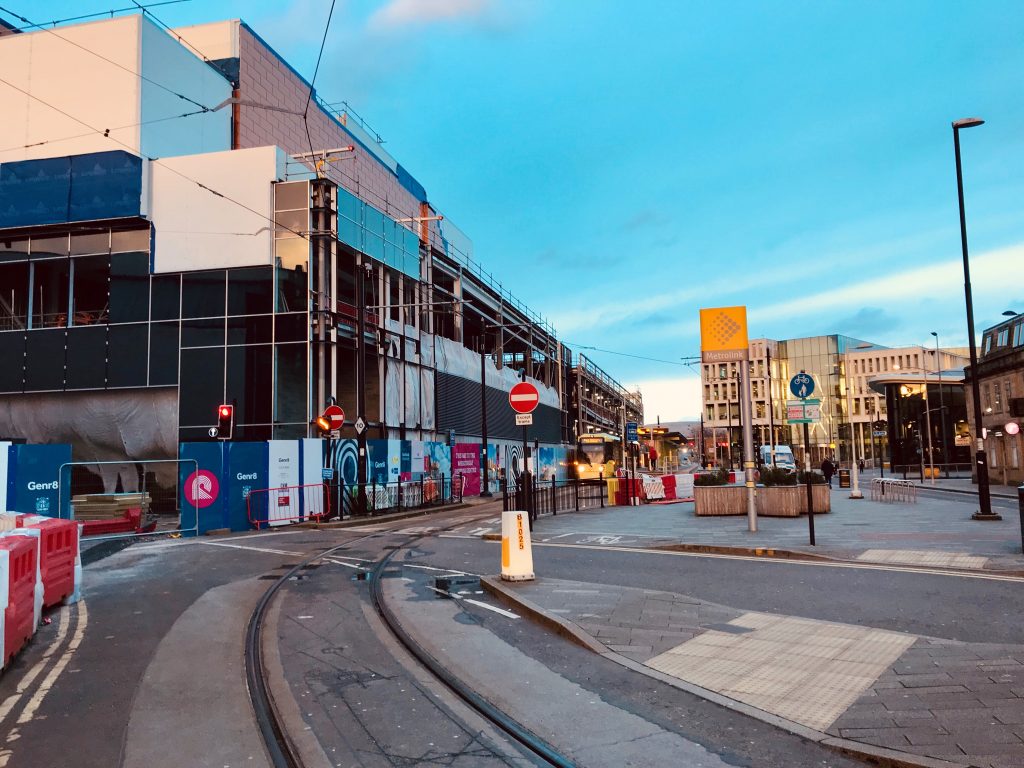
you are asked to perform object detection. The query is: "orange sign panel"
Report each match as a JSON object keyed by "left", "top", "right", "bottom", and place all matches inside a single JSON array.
[{"left": 699, "top": 306, "right": 749, "bottom": 362}]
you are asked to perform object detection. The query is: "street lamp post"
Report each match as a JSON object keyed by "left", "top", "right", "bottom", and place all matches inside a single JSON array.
[
  {"left": 931, "top": 332, "right": 948, "bottom": 479},
  {"left": 952, "top": 116, "right": 997, "bottom": 519}
]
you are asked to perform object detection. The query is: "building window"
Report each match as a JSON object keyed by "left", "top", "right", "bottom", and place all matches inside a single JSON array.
[
  {"left": 751, "top": 380, "right": 759, "bottom": 398},
  {"left": 993, "top": 382, "right": 1002, "bottom": 413},
  {"left": 718, "top": 403, "right": 727, "bottom": 419},
  {"left": 997, "top": 328, "right": 1009, "bottom": 347},
  {"left": 0, "top": 262, "right": 29, "bottom": 330},
  {"left": 704, "top": 384, "right": 711, "bottom": 403},
  {"left": 718, "top": 364, "right": 727, "bottom": 380},
  {"left": 854, "top": 398, "right": 861, "bottom": 415},
  {"left": 71, "top": 255, "right": 110, "bottom": 325},
  {"left": 31, "top": 259, "right": 70, "bottom": 328},
  {"left": 868, "top": 359, "right": 874, "bottom": 373},
  {"left": 983, "top": 383, "right": 991, "bottom": 411},
  {"left": 706, "top": 404, "right": 714, "bottom": 421},
  {"left": 984, "top": 335, "right": 992, "bottom": 354},
  {"left": 755, "top": 402, "right": 765, "bottom": 418}
]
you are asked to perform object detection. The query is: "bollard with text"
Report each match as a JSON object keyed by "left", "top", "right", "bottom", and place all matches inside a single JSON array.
[
  {"left": 787, "top": 372, "right": 820, "bottom": 546},
  {"left": 501, "top": 509, "right": 535, "bottom": 581}
]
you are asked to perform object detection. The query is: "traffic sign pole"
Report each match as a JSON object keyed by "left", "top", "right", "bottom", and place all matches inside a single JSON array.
[
  {"left": 804, "top": 420, "right": 815, "bottom": 546},
  {"left": 739, "top": 362, "right": 757, "bottom": 532}
]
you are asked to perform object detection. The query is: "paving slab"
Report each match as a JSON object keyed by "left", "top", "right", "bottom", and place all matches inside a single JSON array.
[{"left": 487, "top": 576, "right": 1024, "bottom": 768}]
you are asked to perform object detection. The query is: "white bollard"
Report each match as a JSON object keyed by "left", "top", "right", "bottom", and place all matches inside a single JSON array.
[{"left": 500, "top": 510, "right": 534, "bottom": 582}]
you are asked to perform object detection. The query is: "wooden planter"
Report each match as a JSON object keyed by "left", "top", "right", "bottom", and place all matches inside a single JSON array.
[
  {"left": 756, "top": 485, "right": 831, "bottom": 517},
  {"left": 694, "top": 486, "right": 746, "bottom": 516}
]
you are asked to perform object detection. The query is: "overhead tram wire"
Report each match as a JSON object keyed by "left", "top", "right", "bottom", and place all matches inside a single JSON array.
[
  {"left": 7, "top": 0, "right": 189, "bottom": 31},
  {"left": 0, "top": 5, "right": 214, "bottom": 113},
  {"left": 0, "top": 75, "right": 311, "bottom": 243},
  {"left": 127, "top": 0, "right": 237, "bottom": 84},
  {"left": 564, "top": 342, "right": 689, "bottom": 367},
  {"left": 0, "top": 108, "right": 209, "bottom": 155},
  {"left": 302, "top": 0, "right": 339, "bottom": 171}
]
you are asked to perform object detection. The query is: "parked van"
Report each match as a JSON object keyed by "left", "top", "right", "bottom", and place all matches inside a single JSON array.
[{"left": 759, "top": 444, "right": 796, "bottom": 472}]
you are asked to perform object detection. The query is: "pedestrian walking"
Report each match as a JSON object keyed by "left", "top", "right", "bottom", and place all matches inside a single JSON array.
[
  {"left": 821, "top": 457, "right": 835, "bottom": 488},
  {"left": 858, "top": 458, "right": 865, "bottom": 473}
]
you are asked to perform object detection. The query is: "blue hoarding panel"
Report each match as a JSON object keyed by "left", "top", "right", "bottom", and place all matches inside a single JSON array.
[
  {"left": 6, "top": 444, "right": 72, "bottom": 516},
  {"left": 226, "top": 441, "right": 268, "bottom": 532},
  {"left": 0, "top": 151, "right": 142, "bottom": 229},
  {"left": 69, "top": 152, "right": 143, "bottom": 222},
  {"left": 178, "top": 442, "right": 226, "bottom": 535}
]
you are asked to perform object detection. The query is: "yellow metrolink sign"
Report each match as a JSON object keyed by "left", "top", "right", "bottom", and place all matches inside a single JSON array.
[{"left": 699, "top": 306, "right": 749, "bottom": 363}]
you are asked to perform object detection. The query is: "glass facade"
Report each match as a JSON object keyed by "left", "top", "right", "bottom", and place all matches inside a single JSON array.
[{"left": 885, "top": 382, "right": 970, "bottom": 470}]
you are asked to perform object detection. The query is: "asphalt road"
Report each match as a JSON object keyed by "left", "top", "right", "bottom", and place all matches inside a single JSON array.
[{"left": 421, "top": 534, "right": 1024, "bottom": 645}]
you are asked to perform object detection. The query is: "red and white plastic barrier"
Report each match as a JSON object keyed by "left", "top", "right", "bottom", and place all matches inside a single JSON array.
[
  {"left": 0, "top": 535, "right": 38, "bottom": 666},
  {"left": 15, "top": 515, "right": 81, "bottom": 607}
]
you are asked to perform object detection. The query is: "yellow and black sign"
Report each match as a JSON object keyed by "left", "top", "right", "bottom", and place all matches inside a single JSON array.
[{"left": 699, "top": 306, "right": 749, "bottom": 363}]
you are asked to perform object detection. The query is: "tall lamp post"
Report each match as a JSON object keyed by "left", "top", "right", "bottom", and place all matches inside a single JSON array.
[
  {"left": 952, "top": 116, "right": 997, "bottom": 520},
  {"left": 930, "top": 332, "right": 949, "bottom": 479}
]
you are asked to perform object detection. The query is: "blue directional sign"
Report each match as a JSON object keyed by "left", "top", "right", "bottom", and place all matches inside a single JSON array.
[
  {"left": 789, "top": 372, "right": 815, "bottom": 399},
  {"left": 626, "top": 422, "right": 638, "bottom": 442}
]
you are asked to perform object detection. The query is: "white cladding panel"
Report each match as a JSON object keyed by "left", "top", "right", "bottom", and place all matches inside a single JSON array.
[
  {"left": 150, "top": 146, "right": 286, "bottom": 273},
  {"left": 0, "top": 16, "right": 142, "bottom": 163},
  {"left": 0, "top": 15, "right": 231, "bottom": 165},
  {"left": 139, "top": 19, "right": 231, "bottom": 158},
  {"left": 168, "top": 20, "right": 240, "bottom": 60}
]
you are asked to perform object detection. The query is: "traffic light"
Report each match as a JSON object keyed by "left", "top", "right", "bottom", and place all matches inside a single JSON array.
[
  {"left": 217, "top": 404, "right": 234, "bottom": 440},
  {"left": 314, "top": 413, "right": 331, "bottom": 434}
]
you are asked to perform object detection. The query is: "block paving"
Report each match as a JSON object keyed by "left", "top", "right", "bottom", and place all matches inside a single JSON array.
[{"left": 505, "top": 577, "right": 1024, "bottom": 768}]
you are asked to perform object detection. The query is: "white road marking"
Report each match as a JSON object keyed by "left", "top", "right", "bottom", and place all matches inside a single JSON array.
[
  {"left": 0, "top": 606, "right": 72, "bottom": 725},
  {"left": 527, "top": 541, "right": 1024, "bottom": 583},
  {"left": 463, "top": 599, "right": 519, "bottom": 619},
  {"left": 324, "top": 558, "right": 366, "bottom": 570},
  {"left": 198, "top": 541, "right": 303, "bottom": 556},
  {"left": 17, "top": 601, "right": 89, "bottom": 724},
  {"left": 402, "top": 564, "right": 470, "bottom": 576}
]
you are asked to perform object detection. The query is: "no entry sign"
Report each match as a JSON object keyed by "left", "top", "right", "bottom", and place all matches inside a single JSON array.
[
  {"left": 323, "top": 404, "right": 345, "bottom": 430},
  {"left": 509, "top": 382, "right": 540, "bottom": 414}
]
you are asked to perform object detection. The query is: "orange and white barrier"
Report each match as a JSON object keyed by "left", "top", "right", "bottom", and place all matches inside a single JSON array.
[
  {"left": 500, "top": 510, "right": 534, "bottom": 581},
  {"left": 0, "top": 535, "right": 39, "bottom": 667}
]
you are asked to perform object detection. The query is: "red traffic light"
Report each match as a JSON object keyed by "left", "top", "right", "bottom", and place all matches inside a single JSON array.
[{"left": 216, "top": 404, "right": 234, "bottom": 440}]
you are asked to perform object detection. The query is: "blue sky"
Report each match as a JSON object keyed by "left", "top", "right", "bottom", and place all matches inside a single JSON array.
[{"left": 11, "top": 1, "right": 1024, "bottom": 420}]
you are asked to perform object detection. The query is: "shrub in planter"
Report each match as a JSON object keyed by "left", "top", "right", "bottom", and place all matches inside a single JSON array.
[
  {"left": 694, "top": 469, "right": 729, "bottom": 486},
  {"left": 759, "top": 467, "right": 797, "bottom": 487},
  {"left": 797, "top": 470, "right": 827, "bottom": 485}
]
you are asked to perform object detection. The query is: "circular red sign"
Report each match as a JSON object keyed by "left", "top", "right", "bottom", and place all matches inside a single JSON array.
[
  {"left": 509, "top": 382, "right": 540, "bottom": 414},
  {"left": 184, "top": 470, "right": 220, "bottom": 509},
  {"left": 323, "top": 404, "right": 345, "bottom": 429}
]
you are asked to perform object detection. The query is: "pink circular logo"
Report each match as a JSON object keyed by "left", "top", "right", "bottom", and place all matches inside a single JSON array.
[{"left": 184, "top": 470, "right": 220, "bottom": 508}]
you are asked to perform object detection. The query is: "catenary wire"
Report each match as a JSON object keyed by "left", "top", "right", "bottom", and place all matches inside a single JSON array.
[
  {"left": 128, "top": 0, "right": 237, "bottom": 84},
  {"left": 565, "top": 342, "right": 689, "bottom": 366},
  {"left": 0, "top": 75, "right": 310, "bottom": 242},
  {"left": 302, "top": 0, "right": 339, "bottom": 171},
  {"left": 5, "top": 1, "right": 188, "bottom": 31},
  {"left": 0, "top": 4, "right": 214, "bottom": 113}
]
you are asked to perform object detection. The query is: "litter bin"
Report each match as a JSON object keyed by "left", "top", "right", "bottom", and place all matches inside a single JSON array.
[{"left": 838, "top": 468, "right": 851, "bottom": 488}]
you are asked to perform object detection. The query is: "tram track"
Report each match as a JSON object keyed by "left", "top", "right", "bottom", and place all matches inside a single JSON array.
[{"left": 244, "top": 511, "right": 576, "bottom": 768}]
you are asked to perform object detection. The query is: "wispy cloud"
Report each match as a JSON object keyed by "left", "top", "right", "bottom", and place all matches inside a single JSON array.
[{"left": 369, "top": 0, "right": 494, "bottom": 29}]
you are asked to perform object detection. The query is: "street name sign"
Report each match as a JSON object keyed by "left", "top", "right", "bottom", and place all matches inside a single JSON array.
[
  {"left": 626, "top": 422, "right": 638, "bottom": 442},
  {"left": 789, "top": 372, "right": 815, "bottom": 399},
  {"left": 515, "top": 413, "right": 533, "bottom": 426},
  {"left": 509, "top": 382, "right": 540, "bottom": 414}
]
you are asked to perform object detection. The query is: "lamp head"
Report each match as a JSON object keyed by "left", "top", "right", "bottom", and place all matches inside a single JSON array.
[
  {"left": 930, "top": 331, "right": 938, "bottom": 337},
  {"left": 1003, "top": 310, "right": 1019, "bottom": 317},
  {"left": 952, "top": 117, "right": 984, "bottom": 129}
]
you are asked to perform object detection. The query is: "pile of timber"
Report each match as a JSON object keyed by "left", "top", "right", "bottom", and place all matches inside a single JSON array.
[{"left": 71, "top": 493, "right": 151, "bottom": 521}]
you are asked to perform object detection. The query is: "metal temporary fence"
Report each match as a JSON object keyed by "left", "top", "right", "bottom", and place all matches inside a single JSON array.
[
  {"left": 870, "top": 477, "right": 918, "bottom": 503},
  {"left": 501, "top": 477, "right": 606, "bottom": 520},
  {"left": 891, "top": 463, "right": 974, "bottom": 481},
  {"left": 333, "top": 474, "right": 464, "bottom": 518},
  {"left": 57, "top": 458, "right": 199, "bottom": 540},
  {"left": 247, "top": 483, "right": 329, "bottom": 530}
]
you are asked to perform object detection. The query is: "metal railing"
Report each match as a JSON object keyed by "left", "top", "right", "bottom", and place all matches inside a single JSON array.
[
  {"left": 331, "top": 474, "right": 464, "bottom": 518},
  {"left": 869, "top": 477, "right": 918, "bottom": 503},
  {"left": 501, "top": 476, "right": 606, "bottom": 521}
]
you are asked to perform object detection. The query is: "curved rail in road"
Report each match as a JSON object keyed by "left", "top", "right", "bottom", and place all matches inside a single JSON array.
[{"left": 244, "top": 513, "right": 576, "bottom": 768}]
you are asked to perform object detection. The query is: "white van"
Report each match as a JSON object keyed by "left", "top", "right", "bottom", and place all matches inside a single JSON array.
[{"left": 759, "top": 444, "right": 796, "bottom": 472}]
